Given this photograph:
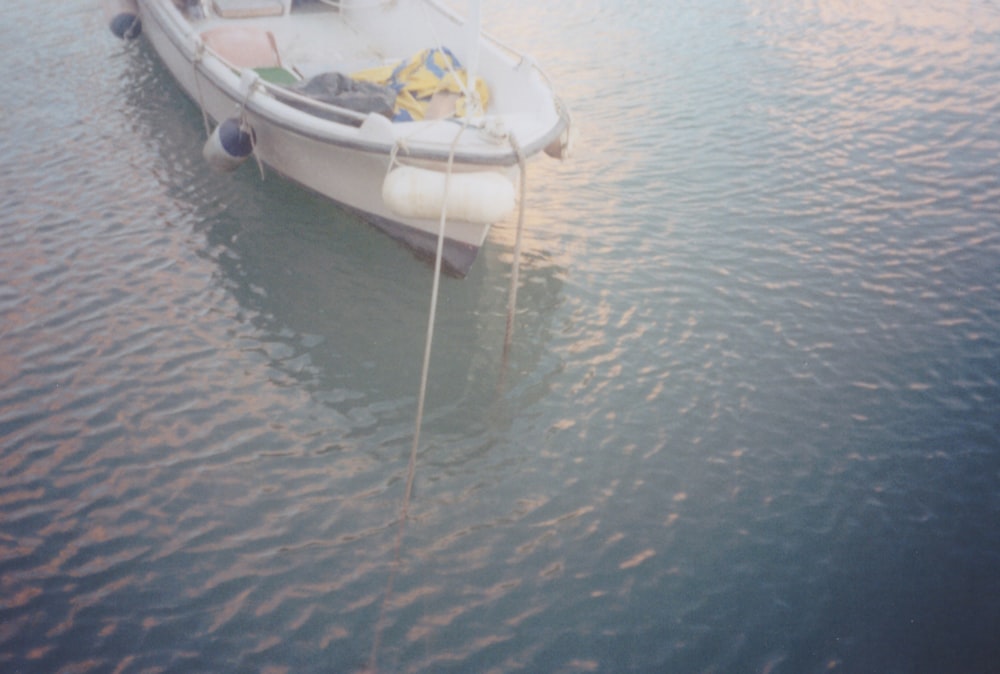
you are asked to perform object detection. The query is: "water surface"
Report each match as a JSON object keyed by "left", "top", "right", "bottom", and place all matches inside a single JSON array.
[{"left": 2, "top": 1, "right": 999, "bottom": 672}]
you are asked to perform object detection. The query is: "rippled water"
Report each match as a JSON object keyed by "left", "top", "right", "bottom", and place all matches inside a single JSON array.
[{"left": 3, "top": 1, "right": 1000, "bottom": 672}]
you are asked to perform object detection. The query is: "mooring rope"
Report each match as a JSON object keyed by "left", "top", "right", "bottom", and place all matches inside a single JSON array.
[
  {"left": 237, "top": 74, "right": 267, "bottom": 180},
  {"left": 191, "top": 43, "right": 212, "bottom": 139},
  {"left": 369, "top": 118, "right": 468, "bottom": 674},
  {"left": 499, "top": 133, "right": 527, "bottom": 388}
]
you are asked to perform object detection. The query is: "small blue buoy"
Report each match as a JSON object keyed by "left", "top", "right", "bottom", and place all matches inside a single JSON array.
[
  {"left": 109, "top": 13, "right": 141, "bottom": 39},
  {"left": 106, "top": 0, "right": 142, "bottom": 39},
  {"left": 203, "top": 118, "right": 255, "bottom": 172}
]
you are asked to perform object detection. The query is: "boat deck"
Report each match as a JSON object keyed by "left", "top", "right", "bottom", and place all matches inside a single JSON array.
[
  {"left": 165, "top": 0, "right": 563, "bottom": 156},
  {"left": 192, "top": 4, "right": 393, "bottom": 77}
]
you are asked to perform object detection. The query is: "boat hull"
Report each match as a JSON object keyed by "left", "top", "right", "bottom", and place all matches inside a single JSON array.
[{"left": 135, "top": 0, "right": 555, "bottom": 275}]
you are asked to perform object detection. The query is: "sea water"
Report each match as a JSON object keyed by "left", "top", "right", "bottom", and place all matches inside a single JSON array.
[{"left": 1, "top": 1, "right": 999, "bottom": 672}]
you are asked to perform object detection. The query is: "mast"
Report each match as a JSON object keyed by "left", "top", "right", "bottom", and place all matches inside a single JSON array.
[{"left": 466, "top": 0, "right": 481, "bottom": 109}]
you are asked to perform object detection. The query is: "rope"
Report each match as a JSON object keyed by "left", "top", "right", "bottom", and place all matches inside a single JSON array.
[
  {"left": 414, "top": 0, "right": 481, "bottom": 115},
  {"left": 369, "top": 118, "right": 469, "bottom": 674},
  {"left": 192, "top": 43, "right": 212, "bottom": 139},
  {"left": 237, "top": 74, "right": 267, "bottom": 180},
  {"left": 500, "top": 133, "right": 527, "bottom": 387}
]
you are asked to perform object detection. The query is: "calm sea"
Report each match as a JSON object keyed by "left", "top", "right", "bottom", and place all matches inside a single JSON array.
[{"left": 2, "top": 1, "right": 999, "bottom": 672}]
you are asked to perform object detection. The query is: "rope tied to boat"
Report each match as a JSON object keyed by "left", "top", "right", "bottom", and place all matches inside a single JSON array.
[
  {"left": 237, "top": 70, "right": 266, "bottom": 179},
  {"left": 192, "top": 42, "right": 212, "bottom": 139},
  {"left": 500, "top": 132, "right": 527, "bottom": 388},
  {"left": 370, "top": 116, "right": 470, "bottom": 674}
]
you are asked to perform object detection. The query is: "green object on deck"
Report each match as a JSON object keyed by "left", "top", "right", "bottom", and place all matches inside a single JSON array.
[{"left": 254, "top": 67, "right": 299, "bottom": 85}]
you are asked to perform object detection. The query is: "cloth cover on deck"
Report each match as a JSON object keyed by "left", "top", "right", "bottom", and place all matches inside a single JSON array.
[
  {"left": 352, "top": 47, "right": 490, "bottom": 122},
  {"left": 283, "top": 72, "right": 397, "bottom": 123}
]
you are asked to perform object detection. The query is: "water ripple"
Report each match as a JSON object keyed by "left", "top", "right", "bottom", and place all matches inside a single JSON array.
[{"left": 2, "top": 0, "right": 1000, "bottom": 672}]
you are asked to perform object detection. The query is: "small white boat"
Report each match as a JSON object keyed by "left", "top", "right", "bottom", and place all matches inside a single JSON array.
[{"left": 108, "top": 0, "right": 571, "bottom": 275}]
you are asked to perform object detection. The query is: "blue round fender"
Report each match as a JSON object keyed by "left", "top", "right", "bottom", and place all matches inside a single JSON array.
[{"left": 203, "top": 118, "right": 255, "bottom": 172}]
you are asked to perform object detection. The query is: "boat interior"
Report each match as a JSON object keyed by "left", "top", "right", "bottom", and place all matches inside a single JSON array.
[
  {"left": 177, "top": 1, "right": 402, "bottom": 78},
  {"left": 170, "top": 0, "right": 550, "bottom": 123}
]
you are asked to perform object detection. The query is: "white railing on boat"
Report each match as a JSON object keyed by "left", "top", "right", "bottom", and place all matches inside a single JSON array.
[
  {"left": 182, "top": 0, "right": 569, "bottom": 163},
  {"left": 193, "top": 37, "right": 373, "bottom": 126},
  {"left": 317, "top": 0, "right": 393, "bottom": 8},
  {"left": 426, "top": 1, "right": 568, "bottom": 112},
  {"left": 253, "top": 76, "right": 371, "bottom": 125}
]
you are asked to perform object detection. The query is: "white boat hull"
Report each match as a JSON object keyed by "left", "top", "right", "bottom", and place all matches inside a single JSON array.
[{"left": 131, "top": 0, "right": 569, "bottom": 275}]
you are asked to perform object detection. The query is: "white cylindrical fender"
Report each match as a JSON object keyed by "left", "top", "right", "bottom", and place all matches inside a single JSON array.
[
  {"left": 106, "top": 0, "right": 141, "bottom": 39},
  {"left": 203, "top": 118, "right": 255, "bottom": 172},
  {"left": 382, "top": 166, "right": 515, "bottom": 224}
]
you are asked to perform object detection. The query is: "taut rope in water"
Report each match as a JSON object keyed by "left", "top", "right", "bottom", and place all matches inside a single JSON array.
[
  {"left": 499, "top": 134, "right": 528, "bottom": 389},
  {"left": 369, "top": 119, "right": 467, "bottom": 674}
]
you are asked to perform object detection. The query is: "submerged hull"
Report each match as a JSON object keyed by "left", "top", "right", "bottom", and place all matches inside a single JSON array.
[{"left": 131, "top": 0, "right": 569, "bottom": 275}]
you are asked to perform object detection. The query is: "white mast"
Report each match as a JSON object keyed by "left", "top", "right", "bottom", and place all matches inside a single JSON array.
[{"left": 466, "top": 0, "right": 482, "bottom": 112}]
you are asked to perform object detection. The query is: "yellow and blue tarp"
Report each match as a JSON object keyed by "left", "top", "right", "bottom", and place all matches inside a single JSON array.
[{"left": 353, "top": 47, "right": 490, "bottom": 122}]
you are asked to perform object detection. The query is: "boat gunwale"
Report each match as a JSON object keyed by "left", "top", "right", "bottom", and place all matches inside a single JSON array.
[{"left": 138, "top": 0, "right": 568, "bottom": 168}]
